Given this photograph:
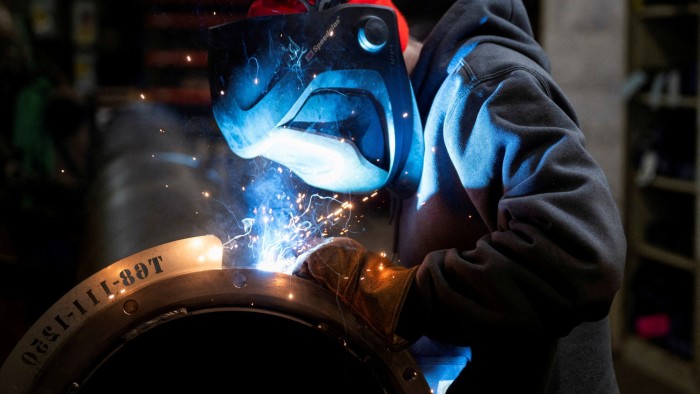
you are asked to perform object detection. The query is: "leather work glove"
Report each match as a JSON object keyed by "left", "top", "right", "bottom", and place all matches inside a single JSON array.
[{"left": 294, "top": 237, "right": 418, "bottom": 349}]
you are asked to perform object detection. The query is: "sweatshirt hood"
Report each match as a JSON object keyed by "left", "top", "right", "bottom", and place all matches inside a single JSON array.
[{"left": 410, "top": 0, "right": 550, "bottom": 115}]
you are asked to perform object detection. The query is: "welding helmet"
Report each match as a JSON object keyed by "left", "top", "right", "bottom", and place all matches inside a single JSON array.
[{"left": 208, "top": 0, "right": 423, "bottom": 196}]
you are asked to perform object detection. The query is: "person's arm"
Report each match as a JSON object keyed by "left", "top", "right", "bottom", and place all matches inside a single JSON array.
[{"left": 404, "top": 66, "right": 626, "bottom": 345}]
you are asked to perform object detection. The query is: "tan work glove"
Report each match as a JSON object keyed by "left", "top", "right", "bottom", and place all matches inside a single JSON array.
[{"left": 294, "top": 237, "right": 418, "bottom": 349}]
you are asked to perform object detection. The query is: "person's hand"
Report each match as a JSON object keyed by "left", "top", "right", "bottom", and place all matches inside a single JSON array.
[{"left": 294, "top": 237, "right": 418, "bottom": 348}]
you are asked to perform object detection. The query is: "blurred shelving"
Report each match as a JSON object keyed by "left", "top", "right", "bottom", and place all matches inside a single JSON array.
[{"left": 621, "top": 0, "right": 700, "bottom": 392}]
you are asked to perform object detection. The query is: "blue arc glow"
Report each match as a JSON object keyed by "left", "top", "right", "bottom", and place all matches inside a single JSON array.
[{"left": 219, "top": 164, "right": 381, "bottom": 273}]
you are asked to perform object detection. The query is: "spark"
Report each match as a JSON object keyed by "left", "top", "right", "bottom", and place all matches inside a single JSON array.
[{"left": 221, "top": 189, "right": 380, "bottom": 273}]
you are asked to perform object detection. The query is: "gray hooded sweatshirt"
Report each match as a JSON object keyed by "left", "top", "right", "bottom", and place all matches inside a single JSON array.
[{"left": 395, "top": 0, "right": 627, "bottom": 392}]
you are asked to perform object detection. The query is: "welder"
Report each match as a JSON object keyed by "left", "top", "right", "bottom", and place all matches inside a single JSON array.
[{"left": 208, "top": 1, "right": 626, "bottom": 392}]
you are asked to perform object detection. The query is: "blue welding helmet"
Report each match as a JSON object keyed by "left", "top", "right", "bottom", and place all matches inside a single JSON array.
[{"left": 208, "top": 3, "right": 423, "bottom": 196}]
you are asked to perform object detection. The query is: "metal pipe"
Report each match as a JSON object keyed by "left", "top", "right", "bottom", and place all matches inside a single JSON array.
[{"left": 77, "top": 102, "right": 222, "bottom": 278}]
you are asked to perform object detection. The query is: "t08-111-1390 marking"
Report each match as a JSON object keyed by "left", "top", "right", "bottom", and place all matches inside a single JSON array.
[{"left": 19, "top": 256, "right": 165, "bottom": 367}]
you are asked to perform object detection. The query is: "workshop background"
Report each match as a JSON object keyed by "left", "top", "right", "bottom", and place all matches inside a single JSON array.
[{"left": 0, "top": 0, "right": 697, "bottom": 392}]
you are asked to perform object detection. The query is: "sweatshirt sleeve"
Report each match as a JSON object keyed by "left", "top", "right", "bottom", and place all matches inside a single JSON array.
[{"left": 408, "top": 66, "right": 626, "bottom": 345}]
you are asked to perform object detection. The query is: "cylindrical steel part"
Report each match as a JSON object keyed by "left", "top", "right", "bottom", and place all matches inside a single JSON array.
[
  {"left": 78, "top": 102, "right": 223, "bottom": 277},
  {"left": 0, "top": 258, "right": 429, "bottom": 393}
]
